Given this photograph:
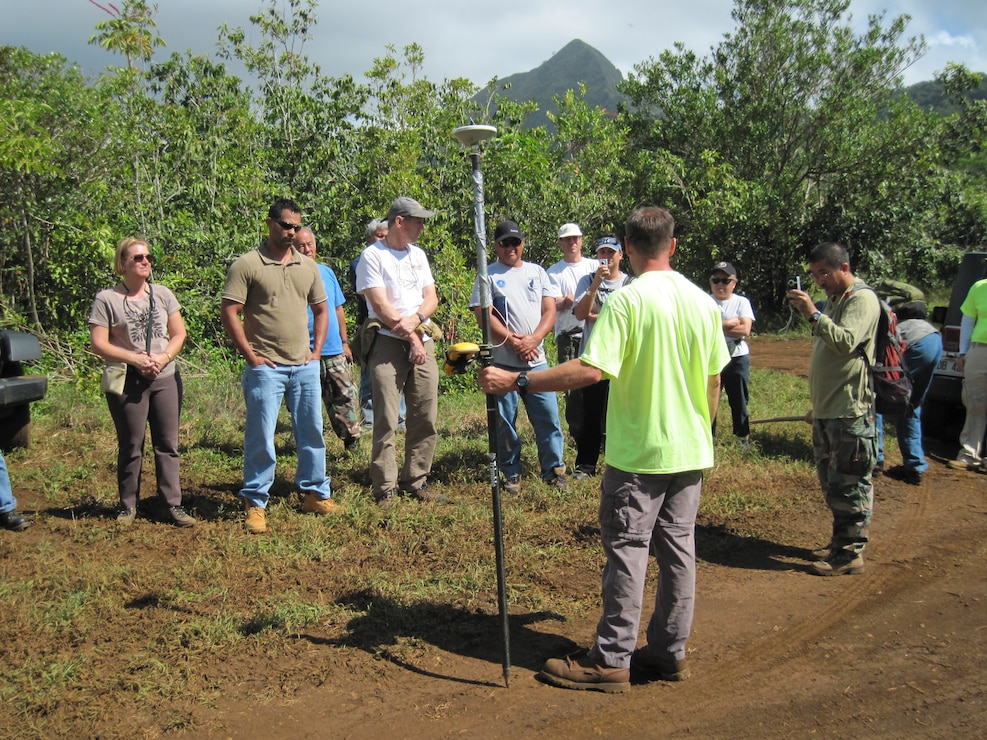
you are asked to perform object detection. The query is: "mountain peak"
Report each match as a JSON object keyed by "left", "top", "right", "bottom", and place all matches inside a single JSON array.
[{"left": 481, "top": 38, "right": 625, "bottom": 128}]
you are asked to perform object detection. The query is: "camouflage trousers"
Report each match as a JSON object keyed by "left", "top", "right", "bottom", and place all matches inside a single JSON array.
[
  {"left": 318, "top": 354, "right": 362, "bottom": 444},
  {"left": 812, "top": 414, "right": 877, "bottom": 554}
]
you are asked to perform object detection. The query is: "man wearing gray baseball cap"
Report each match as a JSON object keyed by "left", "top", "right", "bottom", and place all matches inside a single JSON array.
[{"left": 356, "top": 196, "right": 445, "bottom": 507}]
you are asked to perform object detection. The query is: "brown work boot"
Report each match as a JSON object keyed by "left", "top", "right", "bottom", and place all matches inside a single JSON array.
[
  {"left": 406, "top": 481, "right": 448, "bottom": 504},
  {"left": 302, "top": 492, "right": 341, "bottom": 515},
  {"left": 244, "top": 505, "right": 267, "bottom": 534},
  {"left": 811, "top": 549, "right": 864, "bottom": 576},
  {"left": 630, "top": 646, "right": 691, "bottom": 682},
  {"left": 537, "top": 653, "right": 630, "bottom": 693}
]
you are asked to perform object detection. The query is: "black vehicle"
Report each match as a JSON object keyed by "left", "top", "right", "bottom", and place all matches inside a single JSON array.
[
  {"left": 923, "top": 251, "right": 987, "bottom": 438},
  {"left": 0, "top": 330, "right": 48, "bottom": 450}
]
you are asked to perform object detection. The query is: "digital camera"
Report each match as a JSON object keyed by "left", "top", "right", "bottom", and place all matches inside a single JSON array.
[{"left": 787, "top": 276, "right": 802, "bottom": 291}]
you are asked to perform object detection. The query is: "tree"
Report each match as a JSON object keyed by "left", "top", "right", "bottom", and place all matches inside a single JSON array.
[{"left": 618, "top": 0, "right": 975, "bottom": 321}]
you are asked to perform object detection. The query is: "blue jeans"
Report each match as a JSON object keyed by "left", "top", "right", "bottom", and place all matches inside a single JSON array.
[
  {"left": 0, "top": 449, "right": 17, "bottom": 514},
  {"left": 875, "top": 332, "right": 942, "bottom": 473},
  {"left": 240, "top": 362, "right": 331, "bottom": 508},
  {"left": 495, "top": 363, "right": 565, "bottom": 480},
  {"left": 718, "top": 354, "right": 750, "bottom": 438}
]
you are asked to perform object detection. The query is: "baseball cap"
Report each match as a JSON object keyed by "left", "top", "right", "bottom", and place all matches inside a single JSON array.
[
  {"left": 494, "top": 220, "right": 524, "bottom": 244},
  {"left": 387, "top": 196, "right": 435, "bottom": 220},
  {"left": 594, "top": 236, "right": 622, "bottom": 252},
  {"left": 558, "top": 223, "right": 582, "bottom": 238},
  {"left": 710, "top": 260, "right": 737, "bottom": 277}
]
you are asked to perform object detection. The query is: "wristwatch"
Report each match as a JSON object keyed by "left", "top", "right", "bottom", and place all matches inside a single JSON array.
[
  {"left": 417, "top": 312, "right": 426, "bottom": 324},
  {"left": 516, "top": 371, "right": 529, "bottom": 397},
  {"left": 809, "top": 311, "right": 822, "bottom": 323}
]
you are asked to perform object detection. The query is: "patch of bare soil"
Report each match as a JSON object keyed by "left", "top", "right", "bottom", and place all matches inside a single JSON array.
[{"left": 192, "top": 336, "right": 987, "bottom": 738}]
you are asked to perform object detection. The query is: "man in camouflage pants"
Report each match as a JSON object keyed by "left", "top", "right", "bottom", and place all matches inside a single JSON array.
[{"left": 787, "top": 242, "right": 880, "bottom": 576}]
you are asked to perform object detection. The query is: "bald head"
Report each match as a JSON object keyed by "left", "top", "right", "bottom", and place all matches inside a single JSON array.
[{"left": 294, "top": 227, "right": 317, "bottom": 258}]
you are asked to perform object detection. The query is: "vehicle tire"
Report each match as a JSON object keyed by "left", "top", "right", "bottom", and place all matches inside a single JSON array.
[
  {"left": 920, "top": 399, "right": 963, "bottom": 444},
  {"left": 0, "top": 404, "right": 31, "bottom": 451}
]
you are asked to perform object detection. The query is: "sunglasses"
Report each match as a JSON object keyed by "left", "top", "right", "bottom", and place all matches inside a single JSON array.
[
  {"left": 710, "top": 277, "right": 734, "bottom": 285},
  {"left": 498, "top": 238, "right": 522, "bottom": 248},
  {"left": 132, "top": 253, "right": 154, "bottom": 264},
  {"left": 276, "top": 220, "right": 303, "bottom": 232}
]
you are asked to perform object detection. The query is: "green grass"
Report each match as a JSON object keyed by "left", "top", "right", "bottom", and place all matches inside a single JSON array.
[{"left": 0, "top": 347, "right": 847, "bottom": 735}]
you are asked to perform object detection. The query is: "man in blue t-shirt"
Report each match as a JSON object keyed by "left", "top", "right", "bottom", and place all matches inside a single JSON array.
[{"left": 295, "top": 228, "right": 361, "bottom": 450}]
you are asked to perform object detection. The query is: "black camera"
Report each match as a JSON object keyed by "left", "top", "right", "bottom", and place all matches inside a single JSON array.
[{"left": 787, "top": 276, "right": 802, "bottom": 291}]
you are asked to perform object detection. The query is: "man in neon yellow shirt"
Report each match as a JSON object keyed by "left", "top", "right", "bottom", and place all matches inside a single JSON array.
[{"left": 480, "top": 206, "right": 729, "bottom": 693}]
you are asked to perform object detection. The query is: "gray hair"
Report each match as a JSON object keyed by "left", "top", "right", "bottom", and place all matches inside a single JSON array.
[{"left": 365, "top": 218, "right": 388, "bottom": 240}]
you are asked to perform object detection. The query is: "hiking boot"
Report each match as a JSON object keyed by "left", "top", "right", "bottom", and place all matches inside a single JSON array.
[
  {"left": 630, "top": 646, "right": 691, "bottom": 682},
  {"left": 871, "top": 460, "right": 884, "bottom": 477},
  {"left": 374, "top": 489, "right": 397, "bottom": 509},
  {"left": 167, "top": 505, "right": 196, "bottom": 528},
  {"left": 538, "top": 653, "right": 630, "bottom": 693},
  {"left": 343, "top": 436, "right": 361, "bottom": 452},
  {"left": 947, "top": 458, "right": 975, "bottom": 472},
  {"left": 810, "top": 541, "right": 833, "bottom": 561},
  {"left": 545, "top": 465, "right": 567, "bottom": 491},
  {"left": 244, "top": 505, "right": 267, "bottom": 534},
  {"left": 0, "top": 510, "right": 30, "bottom": 532},
  {"left": 885, "top": 465, "right": 922, "bottom": 485},
  {"left": 116, "top": 507, "right": 136, "bottom": 526},
  {"left": 302, "top": 492, "right": 341, "bottom": 515},
  {"left": 406, "top": 481, "right": 448, "bottom": 504},
  {"left": 811, "top": 549, "right": 864, "bottom": 576},
  {"left": 503, "top": 476, "right": 521, "bottom": 495}
]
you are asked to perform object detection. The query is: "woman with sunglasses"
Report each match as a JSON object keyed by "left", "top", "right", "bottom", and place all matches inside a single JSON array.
[
  {"left": 709, "top": 260, "right": 756, "bottom": 453},
  {"left": 88, "top": 238, "right": 195, "bottom": 527}
]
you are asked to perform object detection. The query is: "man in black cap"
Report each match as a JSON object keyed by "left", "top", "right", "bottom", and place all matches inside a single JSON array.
[
  {"left": 355, "top": 196, "right": 445, "bottom": 508},
  {"left": 708, "top": 260, "right": 756, "bottom": 452},
  {"left": 469, "top": 220, "right": 566, "bottom": 494}
]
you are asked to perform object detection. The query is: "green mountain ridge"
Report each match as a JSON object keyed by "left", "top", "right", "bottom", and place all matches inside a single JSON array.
[{"left": 482, "top": 38, "right": 985, "bottom": 125}]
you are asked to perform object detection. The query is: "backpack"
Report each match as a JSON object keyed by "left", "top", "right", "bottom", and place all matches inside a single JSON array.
[
  {"left": 857, "top": 285, "right": 913, "bottom": 416},
  {"left": 873, "top": 278, "right": 928, "bottom": 321}
]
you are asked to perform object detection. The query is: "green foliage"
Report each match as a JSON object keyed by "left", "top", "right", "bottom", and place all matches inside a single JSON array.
[{"left": 1, "top": 0, "right": 986, "bottom": 348}]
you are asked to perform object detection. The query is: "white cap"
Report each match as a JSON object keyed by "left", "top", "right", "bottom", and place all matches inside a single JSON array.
[{"left": 558, "top": 223, "right": 582, "bottom": 238}]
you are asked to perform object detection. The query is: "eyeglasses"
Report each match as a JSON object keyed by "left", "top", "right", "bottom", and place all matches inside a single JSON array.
[
  {"left": 710, "top": 277, "right": 733, "bottom": 285},
  {"left": 497, "top": 239, "right": 522, "bottom": 248},
  {"left": 132, "top": 254, "right": 154, "bottom": 264},
  {"left": 276, "top": 220, "right": 303, "bottom": 232}
]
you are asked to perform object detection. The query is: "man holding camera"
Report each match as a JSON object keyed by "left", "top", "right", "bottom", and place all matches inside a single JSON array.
[{"left": 787, "top": 242, "right": 880, "bottom": 576}]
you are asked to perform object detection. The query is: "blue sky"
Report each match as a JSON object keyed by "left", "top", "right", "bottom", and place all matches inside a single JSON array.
[{"left": 3, "top": 1, "right": 983, "bottom": 88}]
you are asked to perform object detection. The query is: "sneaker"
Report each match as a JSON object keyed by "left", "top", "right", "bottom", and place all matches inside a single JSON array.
[
  {"left": 871, "top": 460, "right": 884, "bottom": 477},
  {"left": 167, "top": 505, "right": 196, "bottom": 528},
  {"left": 537, "top": 653, "right": 630, "bottom": 693},
  {"left": 736, "top": 436, "right": 751, "bottom": 454},
  {"left": 116, "top": 507, "right": 136, "bottom": 526},
  {"left": 0, "top": 510, "right": 30, "bottom": 532},
  {"left": 885, "top": 465, "right": 922, "bottom": 486},
  {"left": 302, "top": 492, "right": 341, "bottom": 515},
  {"left": 374, "top": 489, "right": 397, "bottom": 509},
  {"left": 343, "top": 436, "right": 360, "bottom": 452},
  {"left": 573, "top": 466, "right": 595, "bottom": 481},
  {"left": 630, "top": 646, "right": 691, "bottom": 682},
  {"left": 811, "top": 549, "right": 864, "bottom": 576},
  {"left": 503, "top": 476, "right": 521, "bottom": 495},
  {"left": 406, "top": 481, "right": 448, "bottom": 504},
  {"left": 244, "top": 505, "right": 267, "bottom": 534}
]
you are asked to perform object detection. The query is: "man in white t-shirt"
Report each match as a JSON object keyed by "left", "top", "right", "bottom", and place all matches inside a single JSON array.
[
  {"left": 546, "top": 222, "right": 597, "bottom": 439},
  {"left": 471, "top": 220, "right": 565, "bottom": 494},
  {"left": 356, "top": 197, "right": 446, "bottom": 508},
  {"left": 709, "top": 261, "right": 756, "bottom": 452}
]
